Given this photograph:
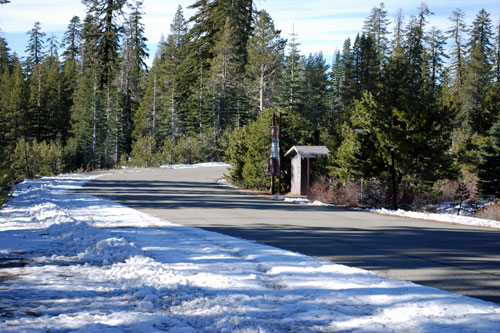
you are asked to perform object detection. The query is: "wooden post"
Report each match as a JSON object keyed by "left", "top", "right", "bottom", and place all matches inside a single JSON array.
[
  {"left": 271, "top": 114, "right": 276, "bottom": 195},
  {"left": 306, "top": 157, "right": 310, "bottom": 196},
  {"left": 278, "top": 112, "right": 282, "bottom": 194},
  {"left": 391, "top": 148, "right": 398, "bottom": 210}
]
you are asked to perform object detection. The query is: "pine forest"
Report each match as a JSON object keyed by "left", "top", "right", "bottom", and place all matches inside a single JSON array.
[{"left": 1, "top": 1, "right": 500, "bottom": 211}]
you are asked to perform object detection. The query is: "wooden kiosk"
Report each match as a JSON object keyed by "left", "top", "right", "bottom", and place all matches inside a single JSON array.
[{"left": 285, "top": 146, "right": 329, "bottom": 196}]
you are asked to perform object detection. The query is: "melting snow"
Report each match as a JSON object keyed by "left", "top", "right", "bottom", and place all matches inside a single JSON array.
[{"left": 1, "top": 170, "right": 499, "bottom": 331}]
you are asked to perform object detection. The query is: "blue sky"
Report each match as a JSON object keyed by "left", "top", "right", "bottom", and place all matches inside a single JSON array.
[{"left": 1, "top": 0, "right": 499, "bottom": 67}]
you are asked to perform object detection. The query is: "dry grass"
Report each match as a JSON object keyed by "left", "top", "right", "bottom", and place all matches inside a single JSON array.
[{"left": 476, "top": 201, "right": 500, "bottom": 221}]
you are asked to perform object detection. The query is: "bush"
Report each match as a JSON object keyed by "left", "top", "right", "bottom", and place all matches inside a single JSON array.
[
  {"left": 308, "top": 176, "right": 388, "bottom": 207},
  {"left": 11, "top": 138, "right": 64, "bottom": 178},
  {"left": 157, "top": 136, "right": 176, "bottom": 165},
  {"left": 130, "top": 136, "right": 156, "bottom": 167},
  {"left": 308, "top": 176, "right": 334, "bottom": 203},
  {"left": 476, "top": 200, "right": 500, "bottom": 221}
]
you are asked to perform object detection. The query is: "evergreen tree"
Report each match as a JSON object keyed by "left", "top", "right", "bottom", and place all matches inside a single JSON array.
[
  {"left": 495, "top": 19, "right": 500, "bottom": 85},
  {"left": 245, "top": 10, "right": 286, "bottom": 115},
  {"left": 62, "top": 16, "right": 82, "bottom": 63},
  {"left": 0, "top": 31, "right": 10, "bottom": 69},
  {"left": 25, "top": 22, "right": 46, "bottom": 73},
  {"left": 47, "top": 34, "right": 59, "bottom": 58},
  {"left": 447, "top": 9, "right": 468, "bottom": 86},
  {"left": 334, "top": 92, "right": 386, "bottom": 181},
  {"left": 362, "top": 2, "right": 389, "bottom": 67},
  {"left": 134, "top": 5, "right": 189, "bottom": 150},
  {"left": 189, "top": 0, "right": 253, "bottom": 70},
  {"left": 339, "top": 37, "right": 355, "bottom": 117},
  {"left": 160, "top": 5, "right": 188, "bottom": 138},
  {"left": 477, "top": 119, "right": 500, "bottom": 197},
  {"left": 326, "top": 50, "right": 344, "bottom": 138},
  {"left": 336, "top": 4, "right": 454, "bottom": 188},
  {"left": 391, "top": 9, "right": 405, "bottom": 57},
  {"left": 81, "top": 0, "right": 127, "bottom": 88},
  {"left": 303, "top": 52, "right": 329, "bottom": 125},
  {"left": 278, "top": 31, "right": 305, "bottom": 114},
  {"left": 41, "top": 57, "right": 64, "bottom": 141},
  {"left": 121, "top": 0, "right": 148, "bottom": 154},
  {"left": 0, "top": 57, "right": 27, "bottom": 149},
  {"left": 209, "top": 17, "right": 243, "bottom": 131},
  {"left": 427, "top": 26, "right": 447, "bottom": 87},
  {"left": 461, "top": 9, "right": 495, "bottom": 136},
  {"left": 133, "top": 63, "right": 160, "bottom": 145}
]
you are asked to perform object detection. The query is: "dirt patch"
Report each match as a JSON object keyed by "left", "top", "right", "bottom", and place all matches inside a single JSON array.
[{"left": 0, "top": 271, "right": 19, "bottom": 282}]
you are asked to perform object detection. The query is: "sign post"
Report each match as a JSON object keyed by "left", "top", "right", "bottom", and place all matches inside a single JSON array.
[{"left": 269, "top": 114, "right": 280, "bottom": 194}]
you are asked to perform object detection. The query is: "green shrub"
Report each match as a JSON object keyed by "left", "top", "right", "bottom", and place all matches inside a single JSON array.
[
  {"left": 130, "top": 136, "right": 156, "bottom": 167},
  {"left": 11, "top": 138, "right": 64, "bottom": 178}
]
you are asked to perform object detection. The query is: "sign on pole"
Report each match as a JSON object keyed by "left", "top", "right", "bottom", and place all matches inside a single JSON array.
[{"left": 269, "top": 126, "right": 280, "bottom": 176}]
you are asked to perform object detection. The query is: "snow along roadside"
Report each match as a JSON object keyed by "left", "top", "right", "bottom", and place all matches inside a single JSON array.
[
  {"left": 1, "top": 171, "right": 500, "bottom": 332},
  {"left": 268, "top": 195, "right": 500, "bottom": 230}
]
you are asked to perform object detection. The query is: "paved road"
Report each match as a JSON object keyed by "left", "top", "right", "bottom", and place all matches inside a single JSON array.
[{"left": 78, "top": 166, "right": 500, "bottom": 304}]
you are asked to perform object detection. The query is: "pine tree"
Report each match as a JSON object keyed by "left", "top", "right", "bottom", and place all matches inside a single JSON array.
[
  {"left": 461, "top": 9, "right": 495, "bottom": 136},
  {"left": 209, "top": 17, "right": 242, "bottom": 131},
  {"left": 0, "top": 31, "right": 10, "bottom": 69},
  {"left": 82, "top": 0, "right": 127, "bottom": 88},
  {"left": 391, "top": 9, "right": 405, "bottom": 57},
  {"left": 25, "top": 22, "right": 46, "bottom": 73},
  {"left": 42, "top": 57, "right": 64, "bottom": 141},
  {"left": 189, "top": 0, "right": 253, "bottom": 69},
  {"left": 161, "top": 5, "right": 188, "bottom": 138},
  {"left": 245, "top": 10, "right": 286, "bottom": 115},
  {"left": 477, "top": 119, "right": 500, "bottom": 197},
  {"left": 338, "top": 4, "right": 455, "bottom": 187},
  {"left": 495, "top": 19, "right": 500, "bottom": 85},
  {"left": 133, "top": 5, "right": 189, "bottom": 150},
  {"left": 427, "top": 26, "right": 447, "bottom": 88},
  {"left": 62, "top": 16, "right": 82, "bottom": 63},
  {"left": 47, "top": 34, "right": 59, "bottom": 58},
  {"left": 121, "top": 0, "right": 148, "bottom": 155},
  {"left": 303, "top": 52, "right": 329, "bottom": 125},
  {"left": 363, "top": 2, "right": 389, "bottom": 67},
  {"left": 0, "top": 57, "right": 27, "bottom": 149},
  {"left": 278, "top": 31, "right": 305, "bottom": 114},
  {"left": 334, "top": 92, "right": 386, "bottom": 181},
  {"left": 447, "top": 9, "right": 468, "bottom": 86}
]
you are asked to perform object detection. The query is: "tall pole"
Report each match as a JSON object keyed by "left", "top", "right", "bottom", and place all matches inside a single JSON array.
[
  {"left": 391, "top": 148, "right": 398, "bottom": 210},
  {"left": 278, "top": 112, "right": 282, "bottom": 194},
  {"left": 271, "top": 113, "right": 276, "bottom": 194}
]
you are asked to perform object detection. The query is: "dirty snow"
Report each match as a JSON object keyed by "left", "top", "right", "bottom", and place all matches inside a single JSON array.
[
  {"left": 370, "top": 208, "right": 500, "bottom": 230},
  {"left": 1, "top": 170, "right": 500, "bottom": 332}
]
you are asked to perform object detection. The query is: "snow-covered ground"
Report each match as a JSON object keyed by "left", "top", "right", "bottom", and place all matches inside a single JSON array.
[
  {"left": 272, "top": 196, "right": 500, "bottom": 230},
  {"left": 1, "top": 171, "right": 500, "bottom": 332},
  {"left": 369, "top": 207, "right": 500, "bottom": 230},
  {"left": 160, "top": 162, "right": 231, "bottom": 169}
]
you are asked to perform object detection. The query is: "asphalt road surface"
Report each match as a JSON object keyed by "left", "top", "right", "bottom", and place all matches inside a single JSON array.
[{"left": 78, "top": 166, "right": 500, "bottom": 304}]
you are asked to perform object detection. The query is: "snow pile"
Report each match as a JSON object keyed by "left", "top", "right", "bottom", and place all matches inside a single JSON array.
[
  {"left": 372, "top": 207, "right": 500, "bottom": 229},
  {"left": 269, "top": 194, "right": 500, "bottom": 230},
  {"left": 270, "top": 195, "right": 334, "bottom": 206},
  {"left": 160, "top": 162, "right": 230, "bottom": 169},
  {"left": 1, "top": 172, "right": 500, "bottom": 331}
]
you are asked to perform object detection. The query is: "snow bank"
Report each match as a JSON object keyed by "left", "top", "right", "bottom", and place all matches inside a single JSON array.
[
  {"left": 160, "top": 162, "right": 230, "bottom": 169},
  {"left": 371, "top": 208, "right": 500, "bottom": 229},
  {"left": 1, "top": 172, "right": 500, "bottom": 332}
]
